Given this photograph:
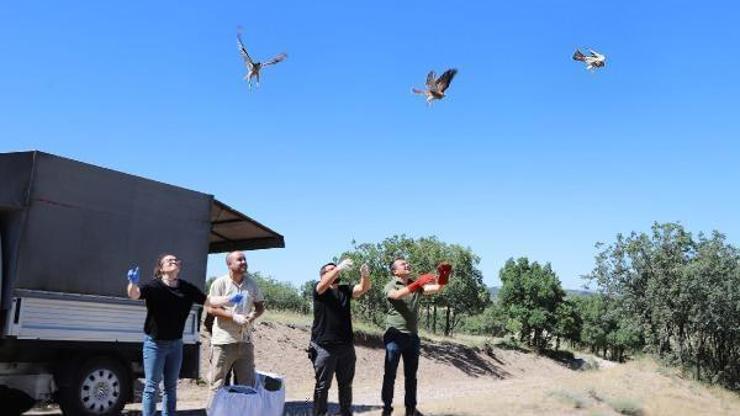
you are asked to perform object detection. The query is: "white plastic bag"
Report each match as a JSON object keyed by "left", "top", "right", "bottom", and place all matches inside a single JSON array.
[
  {"left": 206, "top": 371, "right": 285, "bottom": 416},
  {"left": 255, "top": 371, "right": 285, "bottom": 416},
  {"left": 207, "top": 385, "right": 262, "bottom": 416}
]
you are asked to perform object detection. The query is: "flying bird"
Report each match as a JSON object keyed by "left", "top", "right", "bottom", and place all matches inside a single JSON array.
[
  {"left": 236, "top": 31, "right": 287, "bottom": 88},
  {"left": 412, "top": 68, "right": 458, "bottom": 106},
  {"left": 572, "top": 48, "right": 606, "bottom": 71}
]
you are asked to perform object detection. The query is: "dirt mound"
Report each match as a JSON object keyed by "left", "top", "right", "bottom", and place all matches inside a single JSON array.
[
  {"left": 188, "top": 318, "right": 577, "bottom": 411},
  {"left": 30, "top": 318, "right": 740, "bottom": 415},
  {"left": 27, "top": 317, "right": 612, "bottom": 415}
]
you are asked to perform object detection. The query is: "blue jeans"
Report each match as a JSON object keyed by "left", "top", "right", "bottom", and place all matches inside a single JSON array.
[
  {"left": 381, "top": 329, "right": 420, "bottom": 413},
  {"left": 142, "top": 336, "right": 183, "bottom": 416}
]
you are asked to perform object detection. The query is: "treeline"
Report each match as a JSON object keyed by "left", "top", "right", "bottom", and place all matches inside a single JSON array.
[
  {"left": 465, "top": 222, "right": 739, "bottom": 390},
  {"left": 210, "top": 223, "right": 739, "bottom": 390},
  {"left": 472, "top": 257, "right": 640, "bottom": 361},
  {"left": 587, "top": 222, "right": 740, "bottom": 390}
]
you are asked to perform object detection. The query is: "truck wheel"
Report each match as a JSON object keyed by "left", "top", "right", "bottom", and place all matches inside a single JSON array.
[
  {"left": 57, "top": 357, "right": 130, "bottom": 416},
  {"left": 0, "top": 385, "right": 36, "bottom": 415}
]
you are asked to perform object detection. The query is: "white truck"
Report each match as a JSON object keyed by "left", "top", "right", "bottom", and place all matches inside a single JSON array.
[{"left": 0, "top": 151, "right": 284, "bottom": 415}]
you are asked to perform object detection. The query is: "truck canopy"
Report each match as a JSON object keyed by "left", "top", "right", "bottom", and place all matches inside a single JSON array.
[{"left": 0, "top": 151, "right": 284, "bottom": 312}]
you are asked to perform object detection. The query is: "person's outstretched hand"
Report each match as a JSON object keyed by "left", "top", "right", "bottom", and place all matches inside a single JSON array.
[
  {"left": 232, "top": 313, "right": 248, "bottom": 325},
  {"left": 127, "top": 266, "right": 140, "bottom": 285},
  {"left": 337, "top": 259, "right": 354, "bottom": 272},
  {"left": 360, "top": 263, "right": 370, "bottom": 278},
  {"left": 437, "top": 262, "right": 453, "bottom": 285}
]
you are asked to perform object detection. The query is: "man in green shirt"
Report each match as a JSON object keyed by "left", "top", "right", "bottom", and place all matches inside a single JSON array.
[{"left": 381, "top": 258, "right": 451, "bottom": 416}]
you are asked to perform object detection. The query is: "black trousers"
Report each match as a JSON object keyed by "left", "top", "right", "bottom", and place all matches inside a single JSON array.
[{"left": 310, "top": 342, "right": 357, "bottom": 416}]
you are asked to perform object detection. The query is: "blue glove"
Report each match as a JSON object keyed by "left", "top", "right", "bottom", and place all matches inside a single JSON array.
[
  {"left": 229, "top": 292, "right": 244, "bottom": 305},
  {"left": 127, "top": 266, "right": 140, "bottom": 285}
]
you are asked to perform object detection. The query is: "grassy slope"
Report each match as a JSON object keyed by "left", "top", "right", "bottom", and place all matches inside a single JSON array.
[{"left": 263, "top": 310, "right": 740, "bottom": 416}]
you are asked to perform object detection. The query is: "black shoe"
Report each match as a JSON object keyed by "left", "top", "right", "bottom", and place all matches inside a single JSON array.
[
  {"left": 405, "top": 407, "right": 424, "bottom": 416},
  {"left": 381, "top": 409, "right": 393, "bottom": 416}
]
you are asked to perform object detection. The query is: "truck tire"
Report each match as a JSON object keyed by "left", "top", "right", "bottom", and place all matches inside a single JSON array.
[
  {"left": 0, "top": 385, "right": 36, "bottom": 415},
  {"left": 57, "top": 356, "right": 130, "bottom": 416}
]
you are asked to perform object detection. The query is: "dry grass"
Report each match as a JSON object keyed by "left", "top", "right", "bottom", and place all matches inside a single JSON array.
[
  {"left": 260, "top": 312, "right": 740, "bottom": 415},
  {"left": 28, "top": 314, "right": 740, "bottom": 416},
  {"left": 582, "top": 357, "right": 739, "bottom": 416},
  {"left": 606, "top": 397, "right": 644, "bottom": 415},
  {"left": 261, "top": 309, "right": 313, "bottom": 326},
  {"left": 550, "top": 390, "right": 589, "bottom": 409},
  {"left": 430, "top": 355, "right": 740, "bottom": 416}
]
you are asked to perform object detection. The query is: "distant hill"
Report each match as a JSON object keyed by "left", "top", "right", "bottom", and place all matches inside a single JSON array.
[
  {"left": 488, "top": 286, "right": 594, "bottom": 300},
  {"left": 564, "top": 288, "right": 596, "bottom": 297},
  {"left": 488, "top": 286, "right": 500, "bottom": 299}
]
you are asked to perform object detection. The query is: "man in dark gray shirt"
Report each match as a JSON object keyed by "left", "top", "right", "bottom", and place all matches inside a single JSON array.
[{"left": 310, "top": 259, "right": 371, "bottom": 416}]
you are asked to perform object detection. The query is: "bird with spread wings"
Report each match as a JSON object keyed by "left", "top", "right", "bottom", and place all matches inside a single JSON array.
[
  {"left": 412, "top": 69, "right": 458, "bottom": 106},
  {"left": 572, "top": 48, "right": 606, "bottom": 71},
  {"left": 237, "top": 30, "right": 287, "bottom": 89}
]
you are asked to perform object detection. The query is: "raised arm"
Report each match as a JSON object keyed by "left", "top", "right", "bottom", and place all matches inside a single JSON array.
[
  {"left": 126, "top": 267, "right": 141, "bottom": 300},
  {"left": 423, "top": 262, "right": 452, "bottom": 296},
  {"left": 316, "top": 259, "right": 354, "bottom": 295},
  {"left": 352, "top": 263, "right": 372, "bottom": 298},
  {"left": 386, "top": 285, "right": 412, "bottom": 300},
  {"left": 422, "top": 282, "right": 445, "bottom": 296},
  {"left": 387, "top": 274, "right": 436, "bottom": 300}
]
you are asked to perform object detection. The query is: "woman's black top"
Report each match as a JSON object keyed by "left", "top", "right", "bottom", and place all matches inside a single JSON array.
[{"left": 139, "top": 278, "right": 207, "bottom": 340}]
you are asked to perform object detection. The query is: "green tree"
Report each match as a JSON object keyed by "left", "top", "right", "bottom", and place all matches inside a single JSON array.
[
  {"left": 462, "top": 302, "right": 508, "bottom": 337},
  {"left": 499, "top": 258, "right": 566, "bottom": 350},
  {"left": 553, "top": 298, "right": 582, "bottom": 350},
  {"left": 301, "top": 279, "right": 317, "bottom": 311},
  {"left": 251, "top": 272, "right": 309, "bottom": 313},
  {"left": 587, "top": 222, "right": 740, "bottom": 388},
  {"left": 577, "top": 294, "right": 608, "bottom": 356}
]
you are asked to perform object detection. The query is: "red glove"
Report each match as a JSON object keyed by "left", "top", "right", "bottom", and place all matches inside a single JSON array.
[
  {"left": 437, "top": 262, "right": 452, "bottom": 285},
  {"left": 407, "top": 274, "right": 435, "bottom": 293}
]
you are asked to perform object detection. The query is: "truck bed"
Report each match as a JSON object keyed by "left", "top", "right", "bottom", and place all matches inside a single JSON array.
[{"left": 5, "top": 289, "right": 199, "bottom": 344}]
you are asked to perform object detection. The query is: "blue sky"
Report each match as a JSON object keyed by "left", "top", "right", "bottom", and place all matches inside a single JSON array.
[{"left": 2, "top": 1, "right": 738, "bottom": 290}]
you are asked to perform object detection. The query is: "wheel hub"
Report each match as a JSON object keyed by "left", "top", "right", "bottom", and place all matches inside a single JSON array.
[{"left": 80, "top": 368, "right": 121, "bottom": 414}]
